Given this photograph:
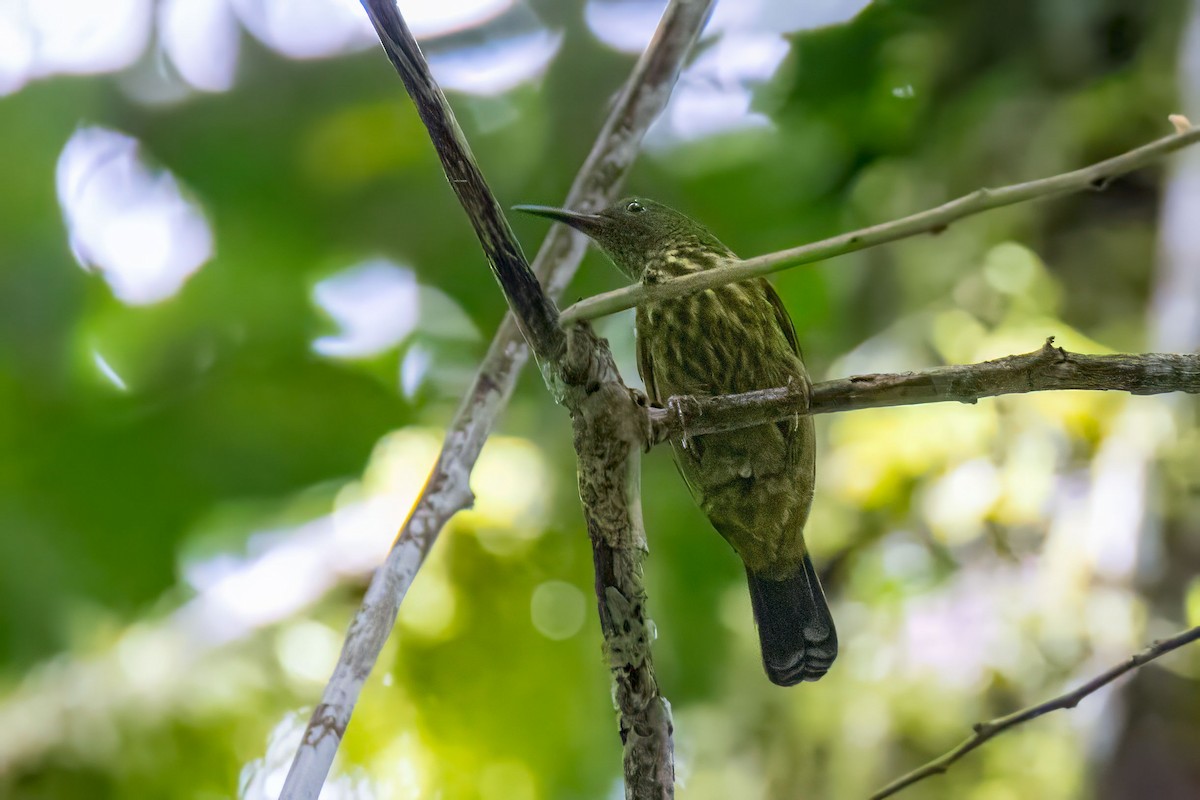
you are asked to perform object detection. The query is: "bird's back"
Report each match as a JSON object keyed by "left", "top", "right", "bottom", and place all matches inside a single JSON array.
[{"left": 636, "top": 275, "right": 815, "bottom": 579}]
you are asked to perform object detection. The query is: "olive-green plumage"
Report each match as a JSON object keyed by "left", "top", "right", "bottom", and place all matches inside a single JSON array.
[{"left": 516, "top": 197, "right": 837, "bottom": 685}]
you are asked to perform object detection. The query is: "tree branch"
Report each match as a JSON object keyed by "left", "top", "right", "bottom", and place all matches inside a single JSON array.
[
  {"left": 281, "top": 2, "right": 714, "bottom": 798},
  {"left": 565, "top": 326, "right": 674, "bottom": 799},
  {"left": 360, "top": 0, "right": 564, "bottom": 360},
  {"left": 648, "top": 340, "right": 1200, "bottom": 443},
  {"left": 559, "top": 124, "right": 1200, "bottom": 324},
  {"left": 870, "top": 625, "right": 1200, "bottom": 800}
]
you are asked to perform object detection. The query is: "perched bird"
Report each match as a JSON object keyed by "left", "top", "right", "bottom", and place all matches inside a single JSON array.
[{"left": 516, "top": 198, "right": 836, "bottom": 685}]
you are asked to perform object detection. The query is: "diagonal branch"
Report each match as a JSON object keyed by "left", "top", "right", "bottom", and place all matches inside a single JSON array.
[
  {"left": 360, "top": 0, "right": 563, "bottom": 359},
  {"left": 280, "top": 2, "right": 714, "bottom": 798},
  {"left": 648, "top": 340, "right": 1200, "bottom": 442},
  {"left": 870, "top": 625, "right": 1200, "bottom": 800},
  {"left": 559, "top": 124, "right": 1200, "bottom": 324},
  {"left": 565, "top": 326, "right": 674, "bottom": 799}
]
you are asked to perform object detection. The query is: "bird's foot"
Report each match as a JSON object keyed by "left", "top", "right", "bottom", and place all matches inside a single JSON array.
[
  {"left": 666, "top": 394, "right": 702, "bottom": 451},
  {"left": 785, "top": 374, "right": 812, "bottom": 431}
]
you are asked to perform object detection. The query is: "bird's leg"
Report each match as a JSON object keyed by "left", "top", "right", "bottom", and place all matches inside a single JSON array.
[
  {"left": 785, "top": 374, "right": 812, "bottom": 432},
  {"left": 666, "top": 394, "right": 703, "bottom": 450}
]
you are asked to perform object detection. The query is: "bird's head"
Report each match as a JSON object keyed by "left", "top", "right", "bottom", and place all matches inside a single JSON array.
[{"left": 514, "top": 197, "right": 729, "bottom": 281}]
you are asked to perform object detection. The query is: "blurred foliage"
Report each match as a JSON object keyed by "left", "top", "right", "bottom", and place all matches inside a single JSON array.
[{"left": 2, "top": 0, "right": 1200, "bottom": 799}]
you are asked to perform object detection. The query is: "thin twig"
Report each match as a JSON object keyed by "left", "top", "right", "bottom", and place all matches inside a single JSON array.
[
  {"left": 870, "top": 625, "right": 1200, "bottom": 800},
  {"left": 648, "top": 340, "right": 1200, "bottom": 442},
  {"left": 281, "top": 2, "right": 714, "bottom": 798},
  {"left": 559, "top": 125, "right": 1200, "bottom": 324}
]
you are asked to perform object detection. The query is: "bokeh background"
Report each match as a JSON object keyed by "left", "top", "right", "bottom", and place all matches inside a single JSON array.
[{"left": 3, "top": 0, "right": 1200, "bottom": 798}]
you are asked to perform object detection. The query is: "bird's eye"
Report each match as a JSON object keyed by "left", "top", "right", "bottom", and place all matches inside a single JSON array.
[{"left": 625, "top": 200, "right": 644, "bottom": 213}]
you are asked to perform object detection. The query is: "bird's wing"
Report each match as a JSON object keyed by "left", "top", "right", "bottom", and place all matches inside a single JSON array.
[
  {"left": 636, "top": 312, "right": 707, "bottom": 490},
  {"left": 635, "top": 319, "right": 661, "bottom": 406},
  {"left": 762, "top": 279, "right": 814, "bottom": 466},
  {"left": 763, "top": 279, "right": 801, "bottom": 359}
]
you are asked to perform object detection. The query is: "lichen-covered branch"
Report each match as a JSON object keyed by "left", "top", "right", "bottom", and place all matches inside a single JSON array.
[
  {"left": 559, "top": 124, "right": 1200, "bottom": 324},
  {"left": 565, "top": 326, "right": 673, "bottom": 799},
  {"left": 281, "top": 2, "right": 714, "bottom": 798},
  {"left": 870, "top": 625, "right": 1200, "bottom": 800},
  {"left": 648, "top": 340, "right": 1200, "bottom": 443}
]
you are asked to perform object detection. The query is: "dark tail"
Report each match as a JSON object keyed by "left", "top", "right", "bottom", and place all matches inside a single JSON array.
[{"left": 746, "top": 553, "right": 837, "bottom": 686}]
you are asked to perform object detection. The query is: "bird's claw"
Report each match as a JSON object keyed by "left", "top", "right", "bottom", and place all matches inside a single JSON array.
[
  {"left": 785, "top": 374, "right": 812, "bottom": 431},
  {"left": 667, "top": 394, "right": 702, "bottom": 450}
]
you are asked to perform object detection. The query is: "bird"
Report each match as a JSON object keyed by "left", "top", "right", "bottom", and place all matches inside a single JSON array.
[{"left": 515, "top": 197, "right": 836, "bottom": 685}]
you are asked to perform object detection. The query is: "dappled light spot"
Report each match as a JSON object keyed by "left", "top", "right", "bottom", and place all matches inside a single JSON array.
[
  {"left": 0, "top": 10, "right": 34, "bottom": 95},
  {"left": 174, "top": 428, "right": 444, "bottom": 646},
  {"left": 186, "top": 523, "right": 333, "bottom": 642},
  {"left": 0, "top": 0, "right": 537, "bottom": 97},
  {"left": 592, "top": 0, "right": 874, "bottom": 144},
  {"left": 348, "top": 428, "right": 445, "bottom": 549},
  {"left": 159, "top": 0, "right": 241, "bottom": 92},
  {"left": 312, "top": 260, "right": 421, "bottom": 358},
  {"left": 588, "top": 0, "right": 873, "bottom": 55},
  {"left": 56, "top": 127, "right": 214, "bottom": 305},
  {"left": 229, "top": 0, "right": 375, "bottom": 59},
  {"left": 922, "top": 458, "right": 1001, "bottom": 544},
  {"left": 301, "top": 102, "right": 427, "bottom": 188},
  {"left": 400, "top": 0, "right": 514, "bottom": 39},
  {"left": 530, "top": 580, "right": 585, "bottom": 640},
  {"left": 400, "top": 343, "right": 432, "bottom": 398},
  {"left": 276, "top": 619, "right": 342, "bottom": 683},
  {"left": 709, "top": 0, "right": 874, "bottom": 34},
  {"left": 370, "top": 736, "right": 429, "bottom": 800},
  {"left": 478, "top": 760, "right": 537, "bottom": 800},
  {"left": 312, "top": 259, "right": 479, "bottom": 360},
  {"left": 240, "top": 711, "right": 379, "bottom": 800},
  {"left": 981, "top": 241, "right": 1045, "bottom": 297},
  {"left": 825, "top": 403, "right": 999, "bottom": 509},
  {"left": 116, "top": 624, "right": 185, "bottom": 699},
  {"left": 229, "top": 0, "right": 515, "bottom": 62},
  {"left": 1190, "top": 579, "right": 1200, "bottom": 629},
  {"left": 0, "top": 0, "right": 151, "bottom": 95},
  {"left": 898, "top": 562, "right": 1034, "bottom": 690},
  {"left": 879, "top": 537, "right": 934, "bottom": 581},
  {"left": 397, "top": 564, "right": 458, "bottom": 640},
  {"left": 585, "top": 0, "right": 666, "bottom": 53},
  {"left": 1080, "top": 419, "right": 1150, "bottom": 580},
  {"left": 1156, "top": 157, "right": 1200, "bottom": 350},
  {"left": 994, "top": 431, "right": 1059, "bottom": 526},
  {"left": 1083, "top": 588, "right": 1138, "bottom": 655},
  {"left": 648, "top": 33, "right": 788, "bottom": 144},
  {"left": 427, "top": 23, "right": 562, "bottom": 95},
  {"left": 466, "top": 436, "right": 553, "bottom": 554},
  {"left": 91, "top": 350, "right": 129, "bottom": 391},
  {"left": 346, "top": 428, "right": 552, "bottom": 556}
]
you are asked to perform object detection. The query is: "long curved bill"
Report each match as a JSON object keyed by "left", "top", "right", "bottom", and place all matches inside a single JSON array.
[{"left": 512, "top": 204, "right": 609, "bottom": 237}]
